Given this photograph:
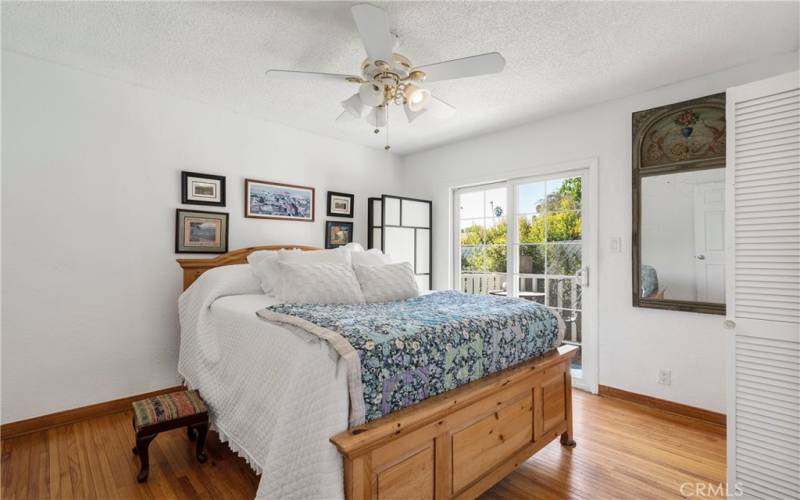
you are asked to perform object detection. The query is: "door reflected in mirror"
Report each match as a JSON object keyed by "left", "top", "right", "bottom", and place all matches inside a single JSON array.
[{"left": 640, "top": 168, "right": 725, "bottom": 303}]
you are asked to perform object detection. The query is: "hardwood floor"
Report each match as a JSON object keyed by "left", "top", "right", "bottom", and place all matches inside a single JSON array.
[{"left": 1, "top": 390, "right": 726, "bottom": 499}]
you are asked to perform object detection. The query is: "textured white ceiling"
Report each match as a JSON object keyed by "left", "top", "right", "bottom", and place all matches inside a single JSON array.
[{"left": 3, "top": 1, "right": 798, "bottom": 154}]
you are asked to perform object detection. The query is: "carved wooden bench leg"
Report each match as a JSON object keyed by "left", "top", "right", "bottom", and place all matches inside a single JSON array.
[
  {"left": 133, "top": 434, "right": 155, "bottom": 482},
  {"left": 194, "top": 423, "right": 208, "bottom": 463}
]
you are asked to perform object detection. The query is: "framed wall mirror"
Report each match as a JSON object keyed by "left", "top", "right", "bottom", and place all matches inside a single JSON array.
[{"left": 632, "top": 93, "right": 726, "bottom": 315}]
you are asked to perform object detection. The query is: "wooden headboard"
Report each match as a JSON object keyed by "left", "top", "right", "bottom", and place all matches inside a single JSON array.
[{"left": 176, "top": 245, "right": 321, "bottom": 290}]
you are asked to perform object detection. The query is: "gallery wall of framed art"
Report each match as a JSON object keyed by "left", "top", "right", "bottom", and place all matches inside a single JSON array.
[{"left": 175, "top": 173, "right": 372, "bottom": 254}]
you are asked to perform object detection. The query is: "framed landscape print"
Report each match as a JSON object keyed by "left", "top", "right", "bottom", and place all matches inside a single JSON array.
[
  {"left": 325, "top": 220, "right": 353, "bottom": 249},
  {"left": 327, "top": 191, "right": 354, "bottom": 218},
  {"left": 245, "top": 179, "right": 315, "bottom": 222},
  {"left": 175, "top": 209, "right": 229, "bottom": 253},
  {"left": 181, "top": 171, "right": 226, "bottom": 207}
]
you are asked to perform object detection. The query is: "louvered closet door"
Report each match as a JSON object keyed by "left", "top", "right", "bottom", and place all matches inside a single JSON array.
[{"left": 726, "top": 71, "right": 800, "bottom": 500}]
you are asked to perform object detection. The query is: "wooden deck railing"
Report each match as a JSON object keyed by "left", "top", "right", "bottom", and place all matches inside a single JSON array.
[{"left": 459, "top": 273, "right": 582, "bottom": 345}]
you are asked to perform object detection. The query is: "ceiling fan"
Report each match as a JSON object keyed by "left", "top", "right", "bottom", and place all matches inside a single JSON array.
[{"left": 266, "top": 3, "right": 505, "bottom": 150}]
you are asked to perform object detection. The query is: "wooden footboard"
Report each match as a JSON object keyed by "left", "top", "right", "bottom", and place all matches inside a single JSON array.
[{"left": 331, "top": 345, "right": 578, "bottom": 500}]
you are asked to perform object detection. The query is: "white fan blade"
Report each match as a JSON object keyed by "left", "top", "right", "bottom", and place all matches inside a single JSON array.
[
  {"left": 427, "top": 95, "right": 456, "bottom": 119},
  {"left": 336, "top": 111, "right": 357, "bottom": 122},
  {"left": 413, "top": 52, "right": 505, "bottom": 83},
  {"left": 351, "top": 3, "right": 394, "bottom": 62},
  {"left": 266, "top": 70, "right": 359, "bottom": 83}
]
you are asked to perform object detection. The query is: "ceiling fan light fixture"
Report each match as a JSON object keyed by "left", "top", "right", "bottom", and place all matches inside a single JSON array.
[
  {"left": 405, "top": 84, "right": 431, "bottom": 112},
  {"left": 404, "top": 102, "right": 427, "bottom": 123},
  {"left": 341, "top": 93, "right": 367, "bottom": 118},
  {"left": 358, "top": 82, "right": 385, "bottom": 107},
  {"left": 365, "top": 106, "right": 388, "bottom": 127}
]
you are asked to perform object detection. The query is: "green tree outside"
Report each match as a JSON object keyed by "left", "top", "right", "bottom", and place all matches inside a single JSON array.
[{"left": 461, "top": 178, "right": 582, "bottom": 275}]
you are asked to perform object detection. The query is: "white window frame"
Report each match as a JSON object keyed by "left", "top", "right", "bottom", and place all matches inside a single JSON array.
[
  {"left": 451, "top": 181, "right": 509, "bottom": 294},
  {"left": 450, "top": 159, "right": 599, "bottom": 393}
]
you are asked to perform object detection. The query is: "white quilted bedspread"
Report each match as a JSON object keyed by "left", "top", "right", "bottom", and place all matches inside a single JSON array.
[{"left": 178, "top": 265, "right": 349, "bottom": 500}]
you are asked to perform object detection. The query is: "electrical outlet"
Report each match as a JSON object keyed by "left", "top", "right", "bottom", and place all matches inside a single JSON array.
[{"left": 658, "top": 369, "right": 672, "bottom": 386}]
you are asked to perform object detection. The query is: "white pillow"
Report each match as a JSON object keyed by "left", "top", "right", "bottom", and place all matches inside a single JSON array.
[
  {"left": 353, "top": 262, "right": 419, "bottom": 303},
  {"left": 351, "top": 249, "right": 391, "bottom": 266},
  {"left": 277, "top": 262, "right": 365, "bottom": 304},
  {"left": 247, "top": 249, "right": 275, "bottom": 267},
  {"left": 246, "top": 249, "right": 301, "bottom": 295},
  {"left": 342, "top": 242, "right": 365, "bottom": 252},
  {"left": 278, "top": 248, "right": 351, "bottom": 265}
]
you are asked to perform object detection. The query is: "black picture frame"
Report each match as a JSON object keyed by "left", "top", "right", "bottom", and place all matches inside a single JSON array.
[
  {"left": 325, "top": 220, "right": 353, "bottom": 249},
  {"left": 175, "top": 209, "right": 229, "bottom": 254},
  {"left": 181, "top": 171, "right": 226, "bottom": 207},
  {"left": 326, "top": 191, "right": 354, "bottom": 218}
]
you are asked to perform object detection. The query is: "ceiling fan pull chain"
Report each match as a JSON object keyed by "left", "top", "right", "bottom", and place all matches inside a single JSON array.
[{"left": 385, "top": 106, "right": 391, "bottom": 151}]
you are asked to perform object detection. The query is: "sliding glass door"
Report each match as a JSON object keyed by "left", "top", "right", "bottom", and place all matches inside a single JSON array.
[
  {"left": 512, "top": 176, "right": 584, "bottom": 375},
  {"left": 454, "top": 167, "right": 594, "bottom": 389}
]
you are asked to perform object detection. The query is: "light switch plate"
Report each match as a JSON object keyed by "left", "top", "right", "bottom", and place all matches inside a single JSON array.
[{"left": 609, "top": 236, "right": 622, "bottom": 253}]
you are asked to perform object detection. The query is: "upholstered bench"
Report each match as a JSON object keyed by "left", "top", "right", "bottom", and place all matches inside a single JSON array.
[{"left": 131, "top": 389, "right": 209, "bottom": 482}]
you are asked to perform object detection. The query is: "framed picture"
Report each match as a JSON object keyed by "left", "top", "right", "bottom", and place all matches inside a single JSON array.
[
  {"left": 325, "top": 220, "right": 353, "bottom": 249},
  {"left": 181, "top": 171, "right": 226, "bottom": 207},
  {"left": 245, "top": 179, "right": 315, "bottom": 222},
  {"left": 327, "top": 191, "right": 354, "bottom": 218},
  {"left": 175, "top": 209, "right": 229, "bottom": 253}
]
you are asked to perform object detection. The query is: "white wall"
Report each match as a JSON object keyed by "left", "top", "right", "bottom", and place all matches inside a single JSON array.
[
  {"left": 1, "top": 52, "right": 402, "bottom": 423},
  {"left": 399, "top": 51, "right": 799, "bottom": 413}
]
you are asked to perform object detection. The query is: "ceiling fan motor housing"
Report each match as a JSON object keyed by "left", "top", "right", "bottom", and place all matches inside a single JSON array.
[
  {"left": 361, "top": 53, "right": 413, "bottom": 82},
  {"left": 360, "top": 53, "right": 427, "bottom": 107}
]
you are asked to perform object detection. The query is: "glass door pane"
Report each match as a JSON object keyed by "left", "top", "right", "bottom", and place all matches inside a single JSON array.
[
  {"left": 456, "top": 185, "right": 508, "bottom": 296},
  {"left": 513, "top": 175, "right": 584, "bottom": 373}
]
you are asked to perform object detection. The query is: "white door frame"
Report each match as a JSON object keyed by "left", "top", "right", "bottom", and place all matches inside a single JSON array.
[{"left": 450, "top": 158, "right": 599, "bottom": 393}]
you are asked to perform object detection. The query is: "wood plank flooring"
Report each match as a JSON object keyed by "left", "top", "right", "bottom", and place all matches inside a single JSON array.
[{"left": 1, "top": 390, "right": 726, "bottom": 499}]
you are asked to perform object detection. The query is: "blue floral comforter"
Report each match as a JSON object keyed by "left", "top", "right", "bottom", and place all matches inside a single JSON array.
[{"left": 258, "top": 290, "right": 563, "bottom": 425}]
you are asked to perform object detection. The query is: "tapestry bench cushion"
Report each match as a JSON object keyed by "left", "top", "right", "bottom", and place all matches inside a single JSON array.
[{"left": 132, "top": 390, "right": 207, "bottom": 431}]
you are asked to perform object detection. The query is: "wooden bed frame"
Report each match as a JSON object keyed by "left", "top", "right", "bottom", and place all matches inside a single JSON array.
[{"left": 178, "top": 246, "right": 577, "bottom": 500}]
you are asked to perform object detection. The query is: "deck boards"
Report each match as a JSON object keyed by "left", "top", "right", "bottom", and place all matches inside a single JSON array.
[{"left": 1, "top": 390, "right": 726, "bottom": 499}]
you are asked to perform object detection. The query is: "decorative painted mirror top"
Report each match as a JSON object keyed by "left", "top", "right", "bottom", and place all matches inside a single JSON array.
[{"left": 639, "top": 105, "right": 725, "bottom": 169}]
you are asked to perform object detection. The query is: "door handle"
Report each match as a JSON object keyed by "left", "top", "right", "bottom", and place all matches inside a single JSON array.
[
  {"left": 696, "top": 255, "right": 706, "bottom": 260},
  {"left": 723, "top": 319, "right": 736, "bottom": 329},
  {"left": 576, "top": 267, "right": 589, "bottom": 287}
]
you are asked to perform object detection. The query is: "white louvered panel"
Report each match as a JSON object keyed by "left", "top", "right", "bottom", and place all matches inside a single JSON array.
[
  {"left": 734, "top": 335, "right": 800, "bottom": 499},
  {"left": 735, "top": 88, "right": 799, "bottom": 109},
  {"left": 732, "top": 79, "right": 800, "bottom": 324},
  {"left": 728, "top": 72, "right": 800, "bottom": 500}
]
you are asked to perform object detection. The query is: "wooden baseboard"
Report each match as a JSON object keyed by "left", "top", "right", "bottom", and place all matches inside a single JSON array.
[
  {"left": 598, "top": 385, "right": 725, "bottom": 427},
  {"left": 1, "top": 386, "right": 184, "bottom": 440}
]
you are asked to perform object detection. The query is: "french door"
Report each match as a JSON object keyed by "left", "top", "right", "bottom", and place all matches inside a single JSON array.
[{"left": 454, "top": 165, "right": 597, "bottom": 391}]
